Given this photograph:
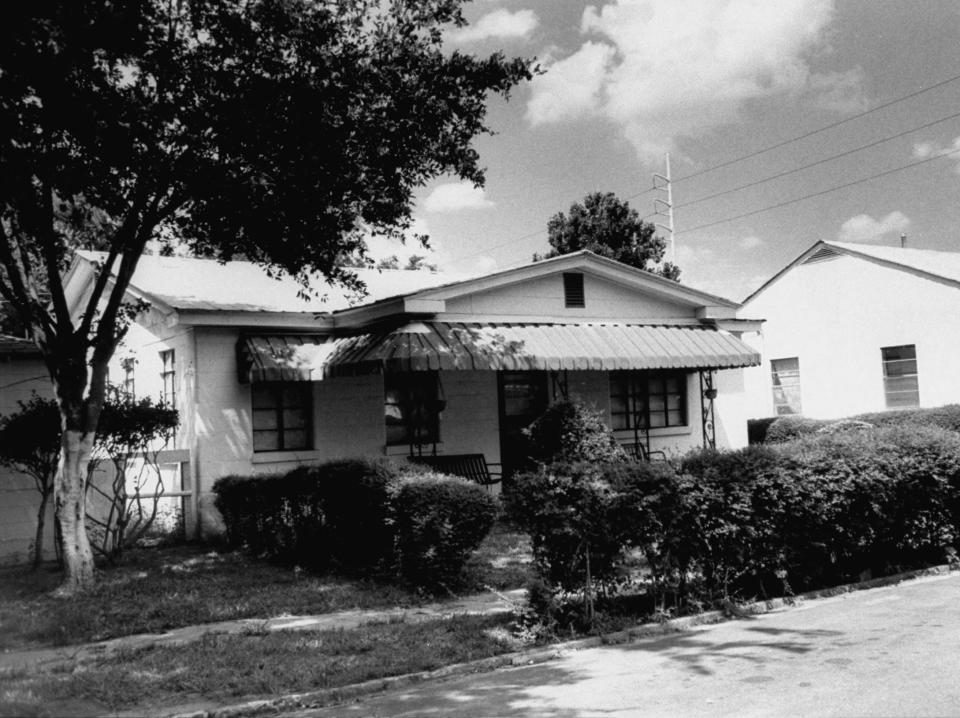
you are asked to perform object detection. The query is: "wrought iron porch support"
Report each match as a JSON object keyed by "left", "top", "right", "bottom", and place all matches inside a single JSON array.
[{"left": 699, "top": 369, "right": 717, "bottom": 449}]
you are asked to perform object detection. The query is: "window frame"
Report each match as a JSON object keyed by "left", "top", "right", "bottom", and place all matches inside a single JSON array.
[
  {"left": 610, "top": 370, "right": 687, "bottom": 431},
  {"left": 881, "top": 344, "right": 920, "bottom": 409},
  {"left": 159, "top": 349, "right": 176, "bottom": 408},
  {"left": 770, "top": 356, "right": 802, "bottom": 415},
  {"left": 121, "top": 357, "right": 136, "bottom": 399},
  {"left": 384, "top": 372, "right": 441, "bottom": 447},
  {"left": 251, "top": 382, "right": 314, "bottom": 453}
]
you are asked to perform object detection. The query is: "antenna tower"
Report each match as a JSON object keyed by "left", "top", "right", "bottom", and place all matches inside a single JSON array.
[{"left": 652, "top": 153, "right": 676, "bottom": 264}]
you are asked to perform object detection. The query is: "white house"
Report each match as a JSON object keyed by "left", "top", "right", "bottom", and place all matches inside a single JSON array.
[
  {"left": 63, "top": 249, "right": 761, "bottom": 537},
  {"left": 740, "top": 240, "right": 960, "bottom": 421}
]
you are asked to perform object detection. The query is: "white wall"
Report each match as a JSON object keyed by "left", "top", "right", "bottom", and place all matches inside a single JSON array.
[
  {"left": 444, "top": 272, "right": 698, "bottom": 321},
  {"left": 741, "top": 254, "right": 960, "bottom": 420}
]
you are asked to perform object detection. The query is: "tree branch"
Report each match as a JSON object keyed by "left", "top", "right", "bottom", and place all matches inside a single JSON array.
[{"left": 37, "top": 185, "right": 73, "bottom": 331}]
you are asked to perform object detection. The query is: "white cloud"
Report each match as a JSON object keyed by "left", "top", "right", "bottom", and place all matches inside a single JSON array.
[
  {"left": 447, "top": 8, "right": 538, "bottom": 43},
  {"left": 739, "top": 235, "right": 764, "bottom": 250},
  {"left": 423, "top": 182, "right": 495, "bottom": 213},
  {"left": 527, "top": 0, "right": 855, "bottom": 159},
  {"left": 913, "top": 136, "right": 960, "bottom": 173},
  {"left": 836, "top": 211, "right": 911, "bottom": 243}
]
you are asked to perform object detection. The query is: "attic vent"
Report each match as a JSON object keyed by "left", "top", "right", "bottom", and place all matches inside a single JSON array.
[
  {"left": 803, "top": 245, "right": 841, "bottom": 265},
  {"left": 563, "top": 273, "right": 585, "bottom": 308}
]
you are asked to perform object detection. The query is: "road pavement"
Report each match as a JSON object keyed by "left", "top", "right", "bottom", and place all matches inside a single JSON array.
[{"left": 291, "top": 572, "right": 960, "bottom": 718}]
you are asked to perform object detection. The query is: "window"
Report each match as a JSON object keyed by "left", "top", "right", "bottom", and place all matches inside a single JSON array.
[
  {"left": 252, "top": 383, "right": 313, "bottom": 452},
  {"left": 882, "top": 344, "right": 919, "bottom": 408},
  {"left": 121, "top": 357, "right": 136, "bottom": 398},
  {"left": 610, "top": 371, "right": 686, "bottom": 430},
  {"left": 159, "top": 350, "right": 176, "bottom": 407},
  {"left": 770, "top": 357, "right": 801, "bottom": 415},
  {"left": 563, "top": 273, "right": 585, "bottom": 308},
  {"left": 385, "top": 372, "right": 441, "bottom": 446}
]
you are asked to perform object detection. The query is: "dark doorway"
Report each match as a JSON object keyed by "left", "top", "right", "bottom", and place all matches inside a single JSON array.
[{"left": 498, "top": 370, "right": 549, "bottom": 486}]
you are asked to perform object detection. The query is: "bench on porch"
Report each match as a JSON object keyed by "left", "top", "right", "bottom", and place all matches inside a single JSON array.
[{"left": 407, "top": 453, "right": 499, "bottom": 488}]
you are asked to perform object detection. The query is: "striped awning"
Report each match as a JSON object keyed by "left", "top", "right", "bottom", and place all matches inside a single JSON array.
[
  {"left": 238, "top": 323, "right": 759, "bottom": 381},
  {"left": 325, "top": 322, "right": 759, "bottom": 375},
  {"left": 237, "top": 335, "right": 341, "bottom": 383}
]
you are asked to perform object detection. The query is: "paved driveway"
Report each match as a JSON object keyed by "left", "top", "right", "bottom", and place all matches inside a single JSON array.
[{"left": 292, "top": 572, "right": 960, "bottom": 718}]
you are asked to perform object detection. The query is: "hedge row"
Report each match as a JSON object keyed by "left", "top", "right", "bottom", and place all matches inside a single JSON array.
[
  {"left": 750, "top": 404, "right": 960, "bottom": 444},
  {"left": 509, "top": 425, "right": 960, "bottom": 605},
  {"left": 213, "top": 458, "right": 498, "bottom": 589}
]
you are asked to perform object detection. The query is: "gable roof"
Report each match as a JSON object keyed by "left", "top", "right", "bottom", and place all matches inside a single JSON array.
[
  {"left": 743, "top": 240, "right": 960, "bottom": 305},
  {"left": 68, "top": 249, "right": 743, "bottom": 323}
]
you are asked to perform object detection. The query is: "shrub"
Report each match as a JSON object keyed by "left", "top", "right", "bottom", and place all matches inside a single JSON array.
[
  {"left": 393, "top": 473, "right": 499, "bottom": 589},
  {"left": 523, "top": 398, "right": 627, "bottom": 466},
  {"left": 764, "top": 415, "right": 830, "bottom": 443},
  {"left": 746, "top": 416, "right": 778, "bottom": 445}
]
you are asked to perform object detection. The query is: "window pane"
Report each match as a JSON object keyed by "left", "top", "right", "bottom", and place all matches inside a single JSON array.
[
  {"left": 283, "top": 384, "right": 308, "bottom": 407},
  {"left": 667, "top": 410, "right": 684, "bottom": 426},
  {"left": 883, "top": 359, "right": 917, "bottom": 377},
  {"left": 885, "top": 376, "right": 919, "bottom": 393},
  {"left": 649, "top": 413, "right": 666, "bottom": 428},
  {"left": 667, "top": 394, "right": 682, "bottom": 411},
  {"left": 283, "top": 408, "right": 308, "bottom": 430},
  {"left": 882, "top": 345, "right": 915, "bottom": 362},
  {"left": 283, "top": 429, "right": 308, "bottom": 449},
  {"left": 253, "top": 430, "right": 279, "bottom": 452},
  {"left": 252, "top": 386, "right": 278, "bottom": 410},
  {"left": 253, "top": 408, "right": 278, "bottom": 430}
]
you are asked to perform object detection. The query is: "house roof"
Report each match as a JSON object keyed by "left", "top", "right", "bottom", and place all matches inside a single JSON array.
[
  {"left": 71, "top": 251, "right": 470, "bottom": 314},
  {"left": 70, "top": 249, "right": 743, "bottom": 322},
  {"left": 743, "top": 240, "right": 960, "bottom": 305}
]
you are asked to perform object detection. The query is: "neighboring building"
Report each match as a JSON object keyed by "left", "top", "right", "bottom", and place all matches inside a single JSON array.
[
  {"left": 740, "top": 240, "right": 960, "bottom": 421},
  {"left": 63, "top": 249, "right": 761, "bottom": 537},
  {"left": 0, "top": 335, "right": 54, "bottom": 566}
]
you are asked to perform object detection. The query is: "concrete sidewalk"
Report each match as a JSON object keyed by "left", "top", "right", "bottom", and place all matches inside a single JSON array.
[{"left": 0, "top": 587, "right": 525, "bottom": 677}]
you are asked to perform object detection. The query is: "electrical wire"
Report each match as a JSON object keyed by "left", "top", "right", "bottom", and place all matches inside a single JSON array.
[{"left": 676, "top": 145, "right": 960, "bottom": 236}]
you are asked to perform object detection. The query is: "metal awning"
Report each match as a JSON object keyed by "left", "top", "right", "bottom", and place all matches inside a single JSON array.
[
  {"left": 237, "top": 335, "right": 342, "bottom": 383},
  {"left": 326, "top": 321, "right": 759, "bottom": 375},
  {"left": 238, "top": 323, "right": 759, "bottom": 381}
]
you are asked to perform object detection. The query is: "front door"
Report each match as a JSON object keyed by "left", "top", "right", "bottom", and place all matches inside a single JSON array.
[{"left": 498, "top": 371, "right": 549, "bottom": 485}]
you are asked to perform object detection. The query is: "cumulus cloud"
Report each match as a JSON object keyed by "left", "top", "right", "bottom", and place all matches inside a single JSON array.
[
  {"left": 913, "top": 136, "right": 960, "bottom": 172},
  {"left": 836, "top": 211, "right": 911, "bottom": 243},
  {"left": 527, "top": 0, "right": 858, "bottom": 159},
  {"left": 423, "top": 182, "right": 495, "bottom": 213},
  {"left": 739, "top": 235, "right": 764, "bottom": 250},
  {"left": 447, "top": 8, "right": 538, "bottom": 43}
]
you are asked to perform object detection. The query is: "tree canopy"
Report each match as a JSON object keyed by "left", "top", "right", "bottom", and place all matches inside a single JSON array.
[
  {"left": 540, "top": 192, "right": 680, "bottom": 280},
  {"left": 0, "top": 0, "right": 531, "bottom": 591}
]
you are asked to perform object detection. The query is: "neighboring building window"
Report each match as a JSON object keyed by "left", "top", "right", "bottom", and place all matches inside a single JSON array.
[
  {"left": 770, "top": 357, "right": 801, "bottom": 415},
  {"left": 563, "top": 272, "right": 585, "bottom": 308},
  {"left": 882, "top": 344, "right": 919, "bottom": 408},
  {"left": 385, "top": 372, "right": 441, "bottom": 446},
  {"left": 252, "top": 383, "right": 313, "bottom": 452},
  {"left": 121, "top": 357, "right": 136, "bottom": 398},
  {"left": 159, "top": 350, "right": 176, "bottom": 408},
  {"left": 610, "top": 370, "right": 686, "bottom": 430}
]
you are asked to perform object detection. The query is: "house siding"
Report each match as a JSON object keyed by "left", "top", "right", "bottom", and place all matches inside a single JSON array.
[{"left": 742, "top": 253, "right": 960, "bottom": 420}]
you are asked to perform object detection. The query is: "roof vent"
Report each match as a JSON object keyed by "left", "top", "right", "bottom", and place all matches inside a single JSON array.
[
  {"left": 563, "top": 273, "right": 585, "bottom": 308},
  {"left": 803, "top": 245, "right": 841, "bottom": 265}
]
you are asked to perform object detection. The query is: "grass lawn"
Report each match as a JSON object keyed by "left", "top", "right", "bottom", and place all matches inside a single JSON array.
[
  {"left": 0, "top": 521, "right": 534, "bottom": 651},
  {"left": 0, "top": 614, "right": 523, "bottom": 717}
]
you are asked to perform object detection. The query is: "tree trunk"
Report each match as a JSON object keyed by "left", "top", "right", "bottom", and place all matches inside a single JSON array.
[
  {"left": 54, "top": 429, "right": 96, "bottom": 594},
  {"left": 32, "top": 486, "right": 52, "bottom": 571}
]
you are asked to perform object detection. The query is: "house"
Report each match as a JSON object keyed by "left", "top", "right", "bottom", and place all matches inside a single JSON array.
[
  {"left": 0, "top": 335, "right": 55, "bottom": 565},
  {"left": 739, "top": 240, "right": 960, "bottom": 421},
  {"left": 63, "top": 249, "right": 761, "bottom": 537}
]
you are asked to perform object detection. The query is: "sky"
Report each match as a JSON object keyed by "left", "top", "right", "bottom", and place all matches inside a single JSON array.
[{"left": 370, "top": 0, "right": 960, "bottom": 302}]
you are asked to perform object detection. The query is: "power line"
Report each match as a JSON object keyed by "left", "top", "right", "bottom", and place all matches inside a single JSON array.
[
  {"left": 673, "top": 71, "right": 960, "bottom": 183},
  {"left": 676, "top": 108, "right": 960, "bottom": 210},
  {"left": 676, "top": 146, "right": 960, "bottom": 236}
]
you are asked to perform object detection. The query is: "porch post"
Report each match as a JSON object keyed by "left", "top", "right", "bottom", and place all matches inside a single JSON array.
[{"left": 699, "top": 369, "right": 717, "bottom": 450}]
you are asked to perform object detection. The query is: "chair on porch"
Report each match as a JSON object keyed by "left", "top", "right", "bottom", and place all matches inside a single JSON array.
[
  {"left": 407, "top": 453, "right": 500, "bottom": 489},
  {"left": 622, "top": 441, "right": 667, "bottom": 463}
]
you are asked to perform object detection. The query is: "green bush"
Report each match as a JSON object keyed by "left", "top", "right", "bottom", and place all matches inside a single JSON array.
[
  {"left": 523, "top": 398, "right": 627, "bottom": 466},
  {"left": 394, "top": 474, "right": 499, "bottom": 589},
  {"left": 761, "top": 404, "right": 960, "bottom": 445},
  {"left": 764, "top": 415, "right": 830, "bottom": 443}
]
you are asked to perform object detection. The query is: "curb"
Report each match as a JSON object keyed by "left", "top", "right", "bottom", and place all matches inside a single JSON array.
[{"left": 157, "top": 563, "right": 957, "bottom": 718}]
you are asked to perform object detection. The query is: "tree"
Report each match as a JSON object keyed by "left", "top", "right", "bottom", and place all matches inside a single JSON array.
[
  {"left": 540, "top": 192, "right": 681, "bottom": 280},
  {"left": 0, "top": 1, "right": 531, "bottom": 593}
]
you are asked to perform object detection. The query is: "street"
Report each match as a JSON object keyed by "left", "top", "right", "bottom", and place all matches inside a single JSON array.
[{"left": 292, "top": 572, "right": 960, "bottom": 718}]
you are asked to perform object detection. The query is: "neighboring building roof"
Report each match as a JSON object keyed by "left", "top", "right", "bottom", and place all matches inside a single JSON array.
[
  {"left": 743, "top": 240, "right": 960, "bottom": 305},
  {"left": 0, "top": 335, "right": 39, "bottom": 357}
]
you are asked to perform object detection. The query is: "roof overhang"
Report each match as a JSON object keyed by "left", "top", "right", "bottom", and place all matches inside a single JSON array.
[{"left": 237, "top": 322, "right": 760, "bottom": 382}]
